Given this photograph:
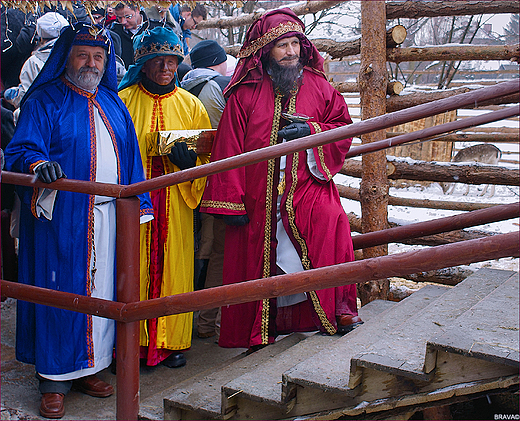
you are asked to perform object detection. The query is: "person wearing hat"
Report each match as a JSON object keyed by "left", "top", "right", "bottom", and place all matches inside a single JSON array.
[
  {"left": 4, "top": 12, "right": 69, "bottom": 110},
  {"left": 200, "top": 9, "right": 361, "bottom": 352},
  {"left": 119, "top": 27, "right": 211, "bottom": 369},
  {"left": 181, "top": 40, "right": 231, "bottom": 341},
  {"left": 4, "top": 23, "right": 153, "bottom": 419}
]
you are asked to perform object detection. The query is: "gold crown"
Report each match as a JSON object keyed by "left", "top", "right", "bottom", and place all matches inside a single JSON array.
[{"left": 135, "top": 42, "right": 184, "bottom": 62}]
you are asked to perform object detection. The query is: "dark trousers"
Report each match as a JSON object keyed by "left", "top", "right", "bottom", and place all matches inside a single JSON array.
[{"left": 36, "top": 373, "right": 72, "bottom": 395}]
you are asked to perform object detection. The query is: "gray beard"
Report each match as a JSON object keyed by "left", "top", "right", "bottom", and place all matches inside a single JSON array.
[
  {"left": 65, "top": 66, "right": 103, "bottom": 92},
  {"left": 268, "top": 56, "right": 303, "bottom": 96}
]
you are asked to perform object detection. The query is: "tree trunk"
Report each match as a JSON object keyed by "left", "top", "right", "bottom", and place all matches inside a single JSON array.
[
  {"left": 337, "top": 185, "right": 500, "bottom": 211},
  {"left": 358, "top": 1, "right": 389, "bottom": 305},
  {"left": 341, "top": 159, "right": 520, "bottom": 186},
  {"left": 387, "top": 44, "right": 520, "bottom": 64},
  {"left": 386, "top": 1, "right": 520, "bottom": 20}
]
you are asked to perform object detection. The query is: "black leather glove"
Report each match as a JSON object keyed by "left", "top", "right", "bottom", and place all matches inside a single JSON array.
[
  {"left": 278, "top": 122, "right": 311, "bottom": 141},
  {"left": 34, "top": 161, "right": 66, "bottom": 183},
  {"left": 167, "top": 142, "right": 197, "bottom": 170},
  {"left": 223, "top": 214, "right": 250, "bottom": 226}
]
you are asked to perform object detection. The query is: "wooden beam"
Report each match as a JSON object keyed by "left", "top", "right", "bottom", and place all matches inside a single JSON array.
[
  {"left": 227, "top": 25, "right": 407, "bottom": 58},
  {"left": 386, "top": 89, "right": 519, "bottom": 113},
  {"left": 386, "top": 1, "right": 520, "bottom": 20},
  {"left": 338, "top": 185, "right": 500, "bottom": 211},
  {"left": 346, "top": 211, "right": 497, "bottom": 248},
  {"left": 341, "top": 159, "right": 520, "bottom": 186},
  {"left": 386, "top": 131, "right": 520, "bottom": 144},
  {"left": 387, "top": 44, "right": 520, "bottom": 64},
  {"left": 198, "top": 0, "right": 343, "bottom": 30},
  {"left": 310, "top": 26, "right": 407, "bottom": 59}
]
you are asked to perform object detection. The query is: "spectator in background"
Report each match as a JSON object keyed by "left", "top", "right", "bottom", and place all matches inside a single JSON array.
[
  {"left": 4, "top": 12, "right": 69, "bottom": 112},
  {"left": 181, "top": 40, "right": 231, "bottom": 340},
  {"left": 110, "top": 2, "right": 149, "bottom": 68},
  {"left": 169, "top": 2, "right": 207, "bottom": 55},
  {"left": 89, "top": 8, "right": 126, "bottom": 84},
  {"left": 118, "top": 26, "right": 211, "bottom": 369},
  {"left": 225, "top": 54, "right": 238, "bottom": 77},
  {"left": 91, "top": 7, "right": 116, "bottom": 27},
  {"left": 1, "top": 105, "right": 17, "bottom": 285},
  {"left": 1, "top": 6, "right": 37, "bottom": 91}
]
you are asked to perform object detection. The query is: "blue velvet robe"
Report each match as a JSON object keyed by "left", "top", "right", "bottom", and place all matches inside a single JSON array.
[{"left": 4, "top": 77, "right": 153, "bottom": 375}]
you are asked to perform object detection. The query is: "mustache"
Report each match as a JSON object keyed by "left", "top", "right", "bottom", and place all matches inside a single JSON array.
[
  {"left": 280, "top": 55, "right": 299, "bottom": 61},
  {"left": 78, "top": 66, "right": 101, "bottom": 75}
]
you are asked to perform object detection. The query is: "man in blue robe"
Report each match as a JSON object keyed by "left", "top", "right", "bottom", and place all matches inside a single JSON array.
[{"left": 4, "top": 23, "right": 153, "bottom": 419}]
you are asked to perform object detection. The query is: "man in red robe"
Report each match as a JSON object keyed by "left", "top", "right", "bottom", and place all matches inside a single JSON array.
[{"left": 200, "top": 8, "right": 362, "bottom": 351}]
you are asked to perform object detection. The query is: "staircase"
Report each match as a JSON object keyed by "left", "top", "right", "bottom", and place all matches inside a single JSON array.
[{"left": 139, "top": 268, "right": 519, "bottom": 420}]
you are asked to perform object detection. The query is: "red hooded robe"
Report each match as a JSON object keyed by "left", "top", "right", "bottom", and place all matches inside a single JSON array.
[{"left": 200, "top": 8, "right": 358, "bottom": 349}]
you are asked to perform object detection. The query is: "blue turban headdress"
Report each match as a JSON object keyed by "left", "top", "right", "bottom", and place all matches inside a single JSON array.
[
  {"left": 21, "top": 23, "right": 117, "bottom": 107},
  {"left": 118, "top": 26, "right": 184, "bottom": 91}
]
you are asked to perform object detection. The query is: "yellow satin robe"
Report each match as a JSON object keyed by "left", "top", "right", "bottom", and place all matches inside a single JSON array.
[{"left": 119, "top": 83, "right": 211, "bottom": 351}]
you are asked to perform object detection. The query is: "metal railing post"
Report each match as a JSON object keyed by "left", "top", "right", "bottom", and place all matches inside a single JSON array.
[{"left": 115, "top": 197, "right": 141, "bottom": 420}]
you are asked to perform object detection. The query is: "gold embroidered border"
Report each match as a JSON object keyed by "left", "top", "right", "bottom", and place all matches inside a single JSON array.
[
  {"left": 238, "top": 21, "right": 304, "bottom": 59},
  {"left": 260, "top": 93, "right": 283, "bottom": 344},
  {"left": 309, "top": 291, "right": 337, "bottom": 335},
  {"left": 310, "top": 122, "right": 332, "bottom": 181},
  {"left": 200, "top": 199, "right": 245, "bottom": 211}
]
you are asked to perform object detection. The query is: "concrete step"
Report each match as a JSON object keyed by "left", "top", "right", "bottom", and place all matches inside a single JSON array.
[
  {"left": 161, "top": 332, "right": 309, "bottom": 420},
  {"left": 284, "top": 284, "right": 448, "bottom": 397},
  {"left": 427, "top": 271, "right": 519, "bottom": 367},
  {"left": 220, "top": 299, "right": 394, "bottom": 418},
  {"left": 351, "top": 268, "right": 517, "bottom": 382}
]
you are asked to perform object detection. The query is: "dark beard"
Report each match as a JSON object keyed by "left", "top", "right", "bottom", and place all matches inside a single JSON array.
[{"left": 268, "top": 56, "right": 302, "bottom": 97}]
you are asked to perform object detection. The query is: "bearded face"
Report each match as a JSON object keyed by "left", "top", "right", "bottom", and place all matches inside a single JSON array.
[
  {"left": 65, "top": 45, "right": 106, "bottom": 91},
  {"left": 268, "top": 56, "right": 303, "bottom": 96},
  {"left": 267, "top": 36, "right": 303, "bottom": 96}
]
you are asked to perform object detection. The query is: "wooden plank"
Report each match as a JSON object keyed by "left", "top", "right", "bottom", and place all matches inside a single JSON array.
[
  {"left": 161, "top": 333, "right": 307, "bottom": 420},
  {"left": 427, "top": 273, "right": 519, "bottom": 366},
  {"left": 220, "top": 299, "right": 395, "bottom": 416},
  {"left": 284, "top": 285, "right": 448, "bottom": 394},
  {"left": 351, "top": 269, "right": 517, "bottom": 381}
]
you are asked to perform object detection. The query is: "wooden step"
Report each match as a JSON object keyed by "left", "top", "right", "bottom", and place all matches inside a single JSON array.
[
  {"left": 161, "top": 332, "right": 308, "bottom": 420},
  {"left": 219, "top": 299, "right": 394, "bottom": 418},
  {"left": 351, "top": 268, "right": 517, "bottom": 382},
  {"left": 427, "top": 272, "right": 519, "bottom": 367},
  {"left": 284, "top": 284, "right": 448, "bottom": 397}
]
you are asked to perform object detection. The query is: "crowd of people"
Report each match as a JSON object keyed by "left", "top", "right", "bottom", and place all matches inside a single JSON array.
[{"left": 1, "top": 3, "right": 362, "bottom": 419}]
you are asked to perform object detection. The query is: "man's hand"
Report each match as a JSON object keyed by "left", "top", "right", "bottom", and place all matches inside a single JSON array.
[
  {"left": 167, "top": 142, "right": 197, "bottom": 170},
  {"left": 223, "top": 214, "right": 249, "bottom": 226},
  {"left": 34, "top": 161, "right": 66, "bottom": 183},
  {"left": 278, "top": 122, "right": 311, "bottom": 141}
]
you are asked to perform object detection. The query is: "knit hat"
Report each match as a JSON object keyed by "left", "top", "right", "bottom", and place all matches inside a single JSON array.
[
  {"left": 36, "top": 12, "right": 69, "bottom": 39},
  {"left": 190, "top": 40, "right": 227, "bottom": 69}
]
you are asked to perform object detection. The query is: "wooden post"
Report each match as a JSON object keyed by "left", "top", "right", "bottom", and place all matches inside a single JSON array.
[
  {"left": 116, "top": 197, "right": 141, "bottom": 421},
  {"left": 358, "top": 1, "right": 389, "bottom": 304}
]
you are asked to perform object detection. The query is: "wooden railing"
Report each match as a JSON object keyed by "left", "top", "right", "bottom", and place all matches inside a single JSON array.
[{"left": 1, "top": 80, "right": 519, "bottom": 420}]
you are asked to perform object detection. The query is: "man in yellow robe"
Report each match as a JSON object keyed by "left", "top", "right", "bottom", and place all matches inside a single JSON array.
[{"left": 118, "top": 27, "right": 211, "bottom": 368}]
